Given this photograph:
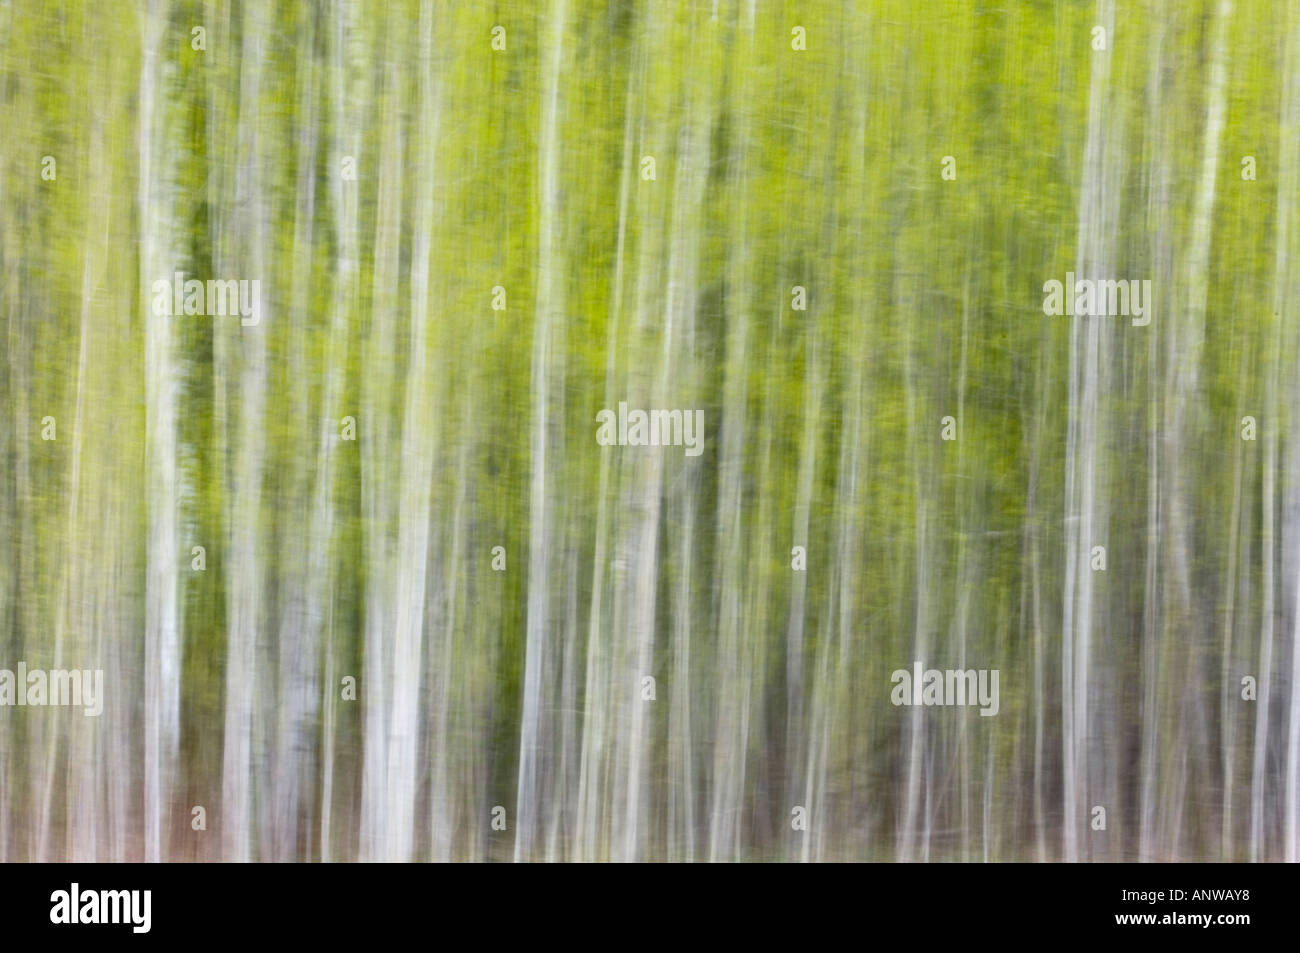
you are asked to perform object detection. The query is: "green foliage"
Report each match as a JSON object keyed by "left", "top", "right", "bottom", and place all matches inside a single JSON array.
[{"left": 0, "top": 0, "right": 1297, "bottom": 862}]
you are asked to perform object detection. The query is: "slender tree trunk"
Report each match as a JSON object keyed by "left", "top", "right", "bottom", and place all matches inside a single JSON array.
[
  {"left": 516, "top": 0, "right": 569, "bottom": 862},
  {"left": 139, "top": 0, "right": 181, "bottom": 864}
]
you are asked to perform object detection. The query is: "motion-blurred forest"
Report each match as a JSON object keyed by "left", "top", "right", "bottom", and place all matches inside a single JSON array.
[{"left": 2, "top": 0, "right": 1299, "bottom": 862}]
